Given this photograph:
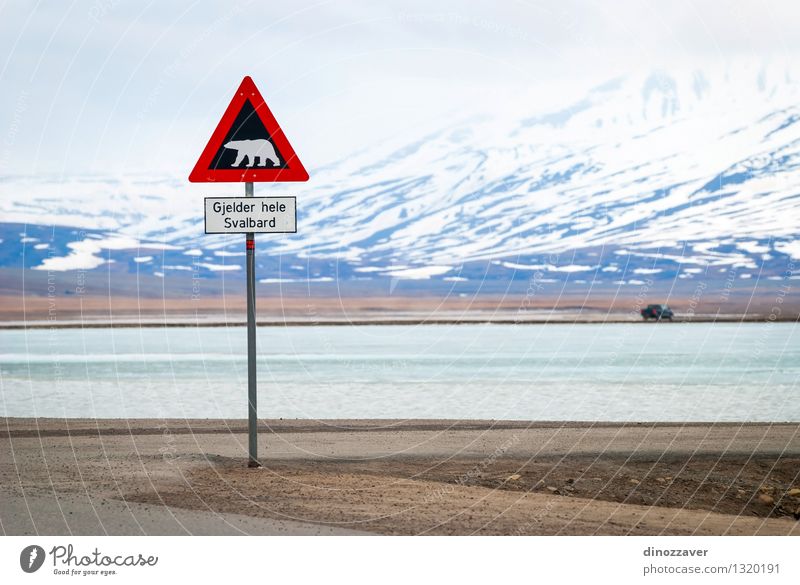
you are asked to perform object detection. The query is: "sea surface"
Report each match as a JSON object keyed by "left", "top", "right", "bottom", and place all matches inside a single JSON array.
[{"left": 1, "top": 323, "right": 798, "bottom": 421}]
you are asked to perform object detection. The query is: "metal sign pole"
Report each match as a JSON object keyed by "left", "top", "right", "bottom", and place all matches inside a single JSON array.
[{"left": 245, "top": 181, "right": 260, "bottom": 467}]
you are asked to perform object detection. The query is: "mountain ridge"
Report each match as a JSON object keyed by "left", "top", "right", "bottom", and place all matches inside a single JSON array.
[{"left": 1, "top": 65, "right": 798, "bottom": 297}]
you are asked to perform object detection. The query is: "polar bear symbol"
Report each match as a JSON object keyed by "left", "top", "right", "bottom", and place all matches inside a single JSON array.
[{"left": 223, "top": 139, "right": 280, "bottom": 167}]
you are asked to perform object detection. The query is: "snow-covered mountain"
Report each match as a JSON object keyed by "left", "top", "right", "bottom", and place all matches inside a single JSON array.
[{"left": 2, "top": 63, "right": 799, "bottom": 293}]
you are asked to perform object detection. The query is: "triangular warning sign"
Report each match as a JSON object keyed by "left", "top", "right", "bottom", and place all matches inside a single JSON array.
[{"left": 189, "top": 76, "right": 309, "bottom": 183}]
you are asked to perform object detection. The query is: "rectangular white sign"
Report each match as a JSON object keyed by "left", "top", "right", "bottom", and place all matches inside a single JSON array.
[{"left": 204, "top": 197, "right": 296, "bottom": 234}]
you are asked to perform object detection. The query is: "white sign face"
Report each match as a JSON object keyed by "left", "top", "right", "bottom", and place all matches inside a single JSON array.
[{"left": 204, "top": 197, "right": 296, "bottom": 234}]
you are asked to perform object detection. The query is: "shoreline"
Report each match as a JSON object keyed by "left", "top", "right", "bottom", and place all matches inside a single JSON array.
[
  {"left": 2, "top": 292, "right": 797, "bottom": 330},
  {"left": 4, "top": 418, "right": 800, "bottom": 436},
  {"left": 3, "top": 418, "right": 799, "bottom": 535},
  {"left": 2, "top": 314, "right": 796, "bottom": 329}
]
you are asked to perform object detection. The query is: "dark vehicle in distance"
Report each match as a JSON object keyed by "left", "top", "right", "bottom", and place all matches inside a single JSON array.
[{"left": 641, "top": 304, "right": 674, "bottom": 321}]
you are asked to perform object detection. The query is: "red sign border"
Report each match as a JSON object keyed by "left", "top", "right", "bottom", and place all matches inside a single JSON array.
[{"left": 189, "top": 76, "right": 309, "bottom": 183}]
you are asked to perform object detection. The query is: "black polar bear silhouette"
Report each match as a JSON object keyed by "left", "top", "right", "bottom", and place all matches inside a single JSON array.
[{"left": 223, "top": 139, "right": 280, "bottom": 167}]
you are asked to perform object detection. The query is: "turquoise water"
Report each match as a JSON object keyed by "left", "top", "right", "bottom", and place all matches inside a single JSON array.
[{"left": 1, "top": 323, "right": 798, "bottom": 421}]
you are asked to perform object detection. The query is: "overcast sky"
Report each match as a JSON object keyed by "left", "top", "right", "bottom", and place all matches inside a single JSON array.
[{"left": 1, "top": 0, "right": 798, "bottom": 177}]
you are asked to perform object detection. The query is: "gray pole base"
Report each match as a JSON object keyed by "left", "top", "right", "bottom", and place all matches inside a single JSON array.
[{"left": 245, "top": 181, "right": 261, "bottom": 468}]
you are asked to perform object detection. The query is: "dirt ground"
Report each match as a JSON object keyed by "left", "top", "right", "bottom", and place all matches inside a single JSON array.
[{"left": 1, "top": 419, "right": 799, "bottom": 535}]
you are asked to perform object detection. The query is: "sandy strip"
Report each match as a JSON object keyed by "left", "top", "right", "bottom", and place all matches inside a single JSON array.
[
  {"left": 1, "top": 492, "right": 369, "bottom": 535},
  {"left": 1, "top": 419, "right": 799, "bottom": 536}
]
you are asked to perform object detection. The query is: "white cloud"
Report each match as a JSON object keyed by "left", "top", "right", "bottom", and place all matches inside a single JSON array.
[{"left": 2, "top": 1, "right": 800, "bottom": 176}]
